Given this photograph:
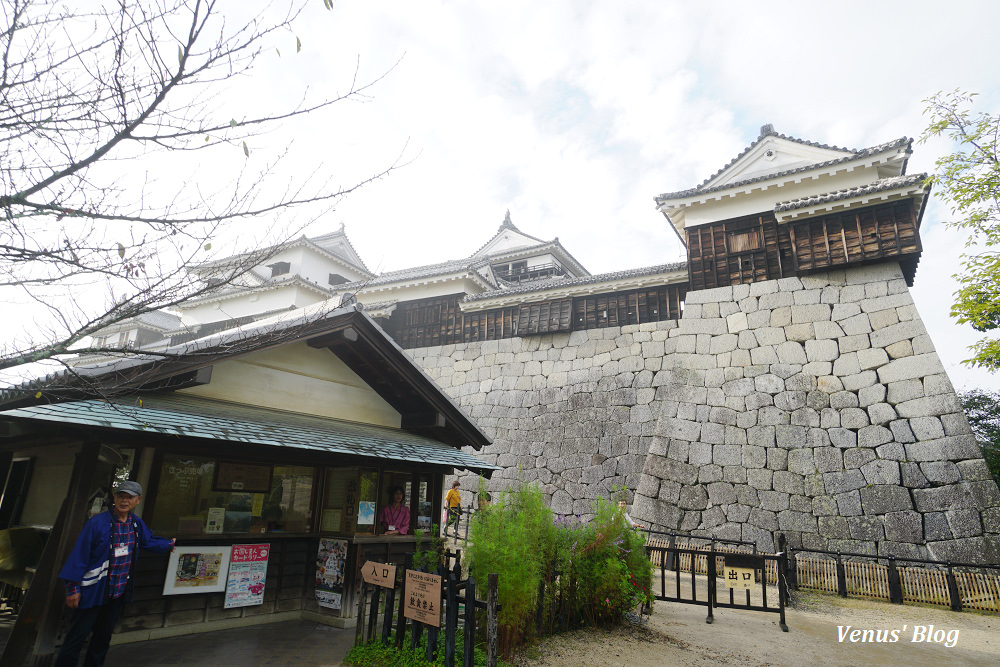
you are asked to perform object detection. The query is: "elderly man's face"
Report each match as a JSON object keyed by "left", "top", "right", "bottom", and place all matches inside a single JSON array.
[{"left": 113, "top": 491, "right": 141, "bottom": 515}]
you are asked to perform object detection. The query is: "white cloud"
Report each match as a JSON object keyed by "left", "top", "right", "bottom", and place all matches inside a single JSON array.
[{"left": 5, "top": 0, "right": 1000, "bottom": 390}]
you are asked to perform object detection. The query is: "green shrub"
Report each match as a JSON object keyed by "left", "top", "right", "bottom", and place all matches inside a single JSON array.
[
  {"left": 413, "top": 525, "right": 446, "bottom": 572},
  {"left": 465, "top": 481, "right": 652, "bottom": 658}
]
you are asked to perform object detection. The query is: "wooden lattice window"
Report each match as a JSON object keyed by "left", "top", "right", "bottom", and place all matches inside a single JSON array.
[{"left": 516, "top": 299, "right": 573, "bottom": 335}]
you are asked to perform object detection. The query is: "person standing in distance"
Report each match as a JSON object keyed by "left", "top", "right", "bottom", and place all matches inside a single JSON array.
[
  {"left": 55, "top": 481, "right": 175, "bottom": 667},
  {"left": 445, "top": 480, "right": 461, "bottom": 537}
]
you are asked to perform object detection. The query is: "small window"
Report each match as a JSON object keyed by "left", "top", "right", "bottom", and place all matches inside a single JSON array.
[
  {"left": 727, "top": 229, "right": 762, "bottom": 253},
  {"left": 150, "top": 454, "right": 315, "bottom": 535},
  {"left": 267, "top": 261, "right": 291, "bottom": 277},
  {"left": 329, "top": 273, "right": 347, "bottom": 285}
]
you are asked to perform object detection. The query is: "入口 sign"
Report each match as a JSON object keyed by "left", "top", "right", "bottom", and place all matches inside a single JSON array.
[
  {"left": 404, "top": 569, "right": 442, "bottom": 627},
  {"left": 362, "top": 561, "right": 397, "bottom": 588}
]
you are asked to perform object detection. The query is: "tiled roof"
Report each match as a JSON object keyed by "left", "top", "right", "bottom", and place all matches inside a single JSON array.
[
  {"left": 774, "top": 174, "right": 929, "bottom": 213},
  {"left": 185, "top": 274, "right": 336, "bottom": 306},
  {"left": 656, "top": 127, "right": 911, "bottom": 202},
  {"left": 463, "top": 261, "right": 687, "bottom": 303},
  {"left": 470, "top": 210, "right": 546, "bottom": 257},
  {"left": 0, "top": 394, "right": 498, "bottom": 474}
]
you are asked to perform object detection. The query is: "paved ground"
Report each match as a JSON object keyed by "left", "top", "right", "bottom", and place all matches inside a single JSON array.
[{"left": 0, "top": 619, "right": 355, "bottom": 667}]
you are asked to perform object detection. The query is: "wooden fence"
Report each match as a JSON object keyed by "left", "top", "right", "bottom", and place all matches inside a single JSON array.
[
  {"left": 644, "top": 535, "right": 1000, "bottom": 613},
  {"left": 355, "top": 560, "right": 500, "bottom": 667}
]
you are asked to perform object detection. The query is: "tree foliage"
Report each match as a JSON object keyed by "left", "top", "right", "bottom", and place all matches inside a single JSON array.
[
  {"left": 958, "top": 389, "right": 1000, "bottom": 487},
  {"left": 920, "top": 90, "right": 1000, "bottom": 370},
  {"left": 0, "top": 0, "right": 399, "bottom": 377}
]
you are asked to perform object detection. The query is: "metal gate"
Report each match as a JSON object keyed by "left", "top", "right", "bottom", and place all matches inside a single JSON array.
[{"left": 645, "top": 541, "right": 789, "bottom": 631}]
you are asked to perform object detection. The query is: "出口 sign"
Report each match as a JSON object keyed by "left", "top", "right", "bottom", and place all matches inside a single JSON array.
[
  {"left": 403, "top": 569, "right": 442, "bottom": 627},
  {"left": 362, "top": 561, "right": 396, "bottom": 588},
  {"left": 723, "top": 553, "right": 762, "bottom": 591},
  {"left": 724, "top": 566, "right": 756, "bottom": 590}
]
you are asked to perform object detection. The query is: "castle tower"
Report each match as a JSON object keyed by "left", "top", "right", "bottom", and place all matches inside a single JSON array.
[{"left": 632, "top": 126, "right": 1000, "bottom": 562}]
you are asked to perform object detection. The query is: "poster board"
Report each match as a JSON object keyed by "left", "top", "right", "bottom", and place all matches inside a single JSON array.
[
  {"left": 163, "top": 546, "right": 231, "bottom": 595},
  {"left": 403, "top": 569, "right": 442, "bottom": 627},
  {"left": 225, "top": 543, "right": 270, "bottom": 608},
  {"left": 315, "top": 538, "right": 348, "bottom": 609}
]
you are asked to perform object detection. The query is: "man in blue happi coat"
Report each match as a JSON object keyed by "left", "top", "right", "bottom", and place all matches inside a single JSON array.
[{"left": 55, "top": 480, "right": 174, "bottom": 667}]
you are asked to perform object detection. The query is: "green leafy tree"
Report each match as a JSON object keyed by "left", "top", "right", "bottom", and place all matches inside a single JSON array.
[
  {"left": 958, "top": 389, "right": 1000, "bottom": 487},
  {"left": 921, "top": 90, "right": 1000, "bottom": 370}
]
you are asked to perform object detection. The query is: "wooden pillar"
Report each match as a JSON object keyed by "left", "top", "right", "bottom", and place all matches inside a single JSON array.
[{"left": 1, "top": 441, "right": 101, "bottom": 667}]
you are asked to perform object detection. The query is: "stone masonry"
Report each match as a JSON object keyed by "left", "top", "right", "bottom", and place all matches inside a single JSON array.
[{"left": 407, "top": 261, "right": 1000, "bottom": 564}]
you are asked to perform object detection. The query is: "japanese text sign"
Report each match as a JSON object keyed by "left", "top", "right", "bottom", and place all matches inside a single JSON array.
[
  {"left": 362, "top": 561, "right": 397, "bottom": 588},
  {"left": 403, "top": 570, "right": 442, "bottom": 627}
]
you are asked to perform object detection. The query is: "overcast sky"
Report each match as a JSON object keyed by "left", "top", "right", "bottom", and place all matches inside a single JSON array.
[{"left": 7, "top": 0, "right": 1000, "bottom": 392}]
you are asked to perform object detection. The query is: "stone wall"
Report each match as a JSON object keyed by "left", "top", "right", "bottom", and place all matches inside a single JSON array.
[
  {"left": 631, "top": 263, "right": 1000, "bottom": 562},
  {"left": 406, "top": 261, "right": 1000, "bottom": 563},
  {"left": 408, "top": 323, "right": 677, "bottom": 516}
]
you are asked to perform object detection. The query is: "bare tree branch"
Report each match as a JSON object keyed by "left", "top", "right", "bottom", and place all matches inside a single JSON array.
[{"left": 0, "top": 0, "right": 405, "bottom": 379}]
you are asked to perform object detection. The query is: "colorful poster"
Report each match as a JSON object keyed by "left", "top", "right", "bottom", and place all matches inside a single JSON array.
[
  {"left": 225, "top": 543, "right": 270, "bottom": 608},
  {"left": 316, "top": 538, "right": 348, "bottom": 610},
  {"left": 163, "top": 546, "right": 232, "bottom": 595},
  {"left": 357, "top": 501, "right": 375, "bottom": 527}
]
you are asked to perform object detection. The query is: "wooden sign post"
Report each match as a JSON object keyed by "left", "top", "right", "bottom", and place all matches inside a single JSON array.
[
  {"left": 403, "top": 569, "right": 442, "bottom": 627},
  {"left": 361, "top": 561, "right": 397, "bottom": 588}
]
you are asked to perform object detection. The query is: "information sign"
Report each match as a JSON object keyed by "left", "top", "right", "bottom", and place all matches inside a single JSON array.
[
  {"left": 403, "top": 570, "right": 442, "bottom": 627},
  {"left": 362, "top": 561, "right": 397, "bottom": 588}
]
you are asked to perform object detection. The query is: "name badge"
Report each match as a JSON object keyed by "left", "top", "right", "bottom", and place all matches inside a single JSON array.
[
  {"left": 388, "top": 525, "right": 396, "bottom": 531},
  {"left": 114, "top": 545, "right": 129, "bottom": 558}
]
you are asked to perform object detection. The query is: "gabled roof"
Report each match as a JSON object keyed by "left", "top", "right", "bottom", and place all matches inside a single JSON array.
[
  {"left": 308, "top": 225, "right": 371, "bottom": 273},
  {"left": 656, "top": 125, "right": 912, "bottom": 204},
  {"left": 179, "top": 273, "right": 337, "bottom": 308},
  {"left": 187, "top": 229, "right": 374, "bottom": 282},
  {"left": 0, "top": 304, "right": 492, "bottom": 452},
  {"left": 471, "top": 210, "right": 547, "bottom": 258}
]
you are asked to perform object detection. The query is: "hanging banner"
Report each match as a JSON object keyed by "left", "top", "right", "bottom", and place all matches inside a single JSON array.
[
  {"left": 316, "top": 538, "right": 348, "bottom": 609},
  {"left": 225, "top": 543, "right": 270, "bottom": 608}
]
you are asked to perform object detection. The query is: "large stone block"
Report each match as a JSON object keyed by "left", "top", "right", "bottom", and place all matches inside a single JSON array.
[
  {"left": 884, "top": 511, "right": 923, "bottom": 543},
  {"left": 904, "top": 435, "right": 983, "bottom": 462},
  {"left": 644, "top": 456, "right": 699, "bottom": 486},
  {"left": 824, "top": 470, "right": 866, "bottom": 494},
  {"left": 861, "top": 459, "right": 901, "bottom": 485},
  {"left": 876, "top": 353, "right": 946, "bottom": 385},
  {"left": 678, "top": 485, "right": 709, "bottom": 510},
  {"left": 860, "top": 485, "right": 913, "bottom": 514}
]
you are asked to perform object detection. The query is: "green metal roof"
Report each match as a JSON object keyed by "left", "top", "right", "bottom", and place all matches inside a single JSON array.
[{"left": 0, "top": 394, "right": 498, "bottom": 475}]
